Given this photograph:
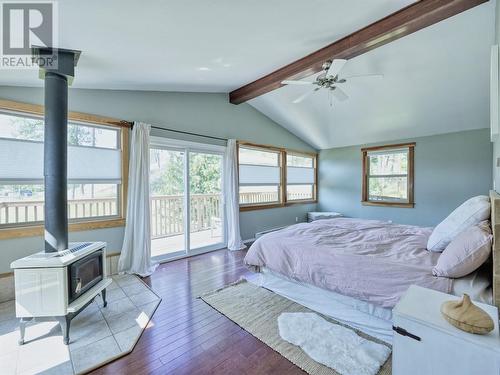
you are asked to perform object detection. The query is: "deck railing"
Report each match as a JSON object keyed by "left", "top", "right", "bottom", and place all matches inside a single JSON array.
[
  {"left": 0, "top": 192, "right": 311, "bottom": 235},
  {"left": 0, "top": 198, "right": 117, "bottom": 225},
  {"left": 150, "top": 194, "right": 222, "bottom": 239}
]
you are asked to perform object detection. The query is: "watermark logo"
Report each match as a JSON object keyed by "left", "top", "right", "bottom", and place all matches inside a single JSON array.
[{"left": 0, "top": 1, "right": 58, "bottom": 69}]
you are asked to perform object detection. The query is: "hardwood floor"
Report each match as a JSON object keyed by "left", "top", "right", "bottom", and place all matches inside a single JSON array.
[{"left": 89, "top": 249, "right": 306, "bottom": 374}]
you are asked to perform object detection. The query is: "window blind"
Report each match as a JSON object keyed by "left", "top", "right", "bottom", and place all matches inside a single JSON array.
[
  {"left": 286, "top": 167, "right": 315, "bottom": 184},
  {"left": 238, "top": 165, "right": 280, "bottom": 185},
  {"left": 0, "top": 138, "right": 121, "bottom": 183}
]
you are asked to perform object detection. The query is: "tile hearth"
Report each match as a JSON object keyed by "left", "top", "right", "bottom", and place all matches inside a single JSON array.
[{"left": 0, "top": 275, "right": 161, "bottom": 375}]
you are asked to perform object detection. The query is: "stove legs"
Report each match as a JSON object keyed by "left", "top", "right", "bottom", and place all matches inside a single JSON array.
[
  {"left": 17, "top": 288, "right": 108, "bottom": 346},
  {"left": 56, "top": 316, "right": 71, "bottom": 345},
  {"left": 18, "top": 317, "right": 33, "bottom": 345},
  {"left": 56, "top": 295, "right": 99, "bottom": 345},
  {"left": 18, "top": 316, "right": 70, "bottom": 345},
  {"left": 101, "top": 288, "right": 107, "bottom": 308}
]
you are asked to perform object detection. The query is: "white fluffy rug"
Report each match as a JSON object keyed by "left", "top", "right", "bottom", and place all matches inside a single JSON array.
[{"left": 278, "top": 312, "right": 391, "bottom": 375}]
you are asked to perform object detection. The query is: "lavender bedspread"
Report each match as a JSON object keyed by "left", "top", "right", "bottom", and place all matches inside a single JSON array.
[{"left": 244, "top": 218, "right": 452, "bottom": 308}]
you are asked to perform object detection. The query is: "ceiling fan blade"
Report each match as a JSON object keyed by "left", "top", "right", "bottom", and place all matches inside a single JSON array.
[
  {"left": 326, "top": 59, "right": 347, "bottom": 78},
  {"left": 343, "top": 74, "right": 384, "bottom": 81},
  {"left": 282, "top": 80, "right": 314, "bottom": 85},
  {"left": 332, "top": 86, "right": 349, "bottom": 102},
  {"left": 293, "top": 88, "right": 320, "bottom": 104}
]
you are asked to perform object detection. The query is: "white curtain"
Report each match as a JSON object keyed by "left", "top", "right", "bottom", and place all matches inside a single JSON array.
[
  {"left": 118, "top": 122, "right": 158, "bottom": 277},
  {"left": 224, "top": 139, "right": 246, "bottom": 251}
]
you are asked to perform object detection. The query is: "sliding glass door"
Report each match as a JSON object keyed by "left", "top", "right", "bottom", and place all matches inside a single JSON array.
[
  {"left": 150, "top": 147, "right": 186, "bottom": 258},
  {"left": 149, "top": 138, "right": 226, "bottom": 261},
  {"left": 189, "top": 152, "right": 224, "bottom": 250}
]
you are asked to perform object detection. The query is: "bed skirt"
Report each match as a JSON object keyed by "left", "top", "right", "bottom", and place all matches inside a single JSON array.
[{"left": 246, "top": 268, "right": 393, "bottom": 344}]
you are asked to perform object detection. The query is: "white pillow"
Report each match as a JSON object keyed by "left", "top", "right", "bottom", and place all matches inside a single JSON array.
[
  {"left": 432, "top": 221, "right": 492, "bottom": 278},
  {"left": 427, "top": 195, "right": 490, "bottom": 252}
]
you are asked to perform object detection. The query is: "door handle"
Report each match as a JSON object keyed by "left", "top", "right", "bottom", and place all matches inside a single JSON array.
[{"left": 392, "top": 326, "right": 421, "bottom": 341}]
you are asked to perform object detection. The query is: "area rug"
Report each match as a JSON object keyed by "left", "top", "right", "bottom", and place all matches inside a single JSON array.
[
  {"left": 199, "top": 280, "right": 392, "bottom": 375},
  {"left": 0, "top": 274, "right": 161, "bottom": 375}
]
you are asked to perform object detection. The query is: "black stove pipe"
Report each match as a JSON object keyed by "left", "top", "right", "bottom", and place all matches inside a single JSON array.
[
  {"left": 33, "top": 47, "right": 81, "bottom": 253},
  {"left": 44, "top": 71, "right": 69, "bottom": 252}
]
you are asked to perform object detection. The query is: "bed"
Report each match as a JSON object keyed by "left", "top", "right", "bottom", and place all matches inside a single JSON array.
[{"left": 244, "top": 191, "right": 500, "bottom": 343}]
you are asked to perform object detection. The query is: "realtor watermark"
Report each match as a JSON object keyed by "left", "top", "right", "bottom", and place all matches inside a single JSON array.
[{"left": 0, "top": 1, "right": 58, "bottom": 69}]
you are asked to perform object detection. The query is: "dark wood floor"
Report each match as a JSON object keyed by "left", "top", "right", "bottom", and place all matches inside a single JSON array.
[{"left": 89, "top": 249, "right": 306, "bottom": 375}]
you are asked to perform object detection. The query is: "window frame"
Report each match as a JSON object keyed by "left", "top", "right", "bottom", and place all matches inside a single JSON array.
[
  {"left": 237, "top": 141, "right": 317, "bottom": 211},
  {"left": 285, "top": 151, "right": 317, "bottom": 204},
  {"left": 0, "top": 99, "right": 130, "bottom": 239},
  {"left": 361, "top": 142, "right": 415, "bottom": 208}
]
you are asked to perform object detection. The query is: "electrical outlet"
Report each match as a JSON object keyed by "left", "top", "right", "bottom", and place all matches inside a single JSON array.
[{"left": 295, "top": 217, "right": 299, "bottom": 222}]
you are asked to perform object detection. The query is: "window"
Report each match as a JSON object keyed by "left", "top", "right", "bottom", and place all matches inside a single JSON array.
[
  {"left": 0, "top": 105, "right": 128, "bottom": 233},
  {"left": 286, "top": 153, "right": 316, "bottom": 201},
  {"left": 238, "top": 145, "right": 282, "bottom": 207},
  {"left": 238, "top": 142, "right": 317, "bottom": 210},
  {"left": 362, "top": 143, "right": 415, "bottom": 207}
]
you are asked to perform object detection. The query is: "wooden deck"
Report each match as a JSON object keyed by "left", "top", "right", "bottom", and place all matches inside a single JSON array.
[
  {"left": 89, "top": 249, "right": 305, "bottom": 375},
  {"left": 151, "top": 228, "right": 224, "bottom": 258}
]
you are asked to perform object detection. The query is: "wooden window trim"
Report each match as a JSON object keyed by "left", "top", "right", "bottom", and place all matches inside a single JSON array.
[
  {"left": 0, "top": 99, "right": 130, "bottom": 239},
  {"left": 361, "top": 142, "right": 415, "bottom": 208},
  {"left": 237, "top": 141, "right": 318, "bottom": 211}
]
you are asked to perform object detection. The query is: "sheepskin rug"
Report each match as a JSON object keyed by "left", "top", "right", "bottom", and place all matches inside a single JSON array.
[{"left": 278, "top": 312, "right": 391, "bottom": 375}]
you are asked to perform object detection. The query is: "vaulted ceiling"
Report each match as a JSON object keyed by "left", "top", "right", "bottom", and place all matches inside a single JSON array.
[
  {"left": 249, "top": 1, "right": 496, "bottom": 149},
  {"left": 0, "top": 0, "right": 495, "bottom": 149}
]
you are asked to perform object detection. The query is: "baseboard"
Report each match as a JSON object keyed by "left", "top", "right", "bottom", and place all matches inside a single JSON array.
[{"left": 0, "top": 252, "right": 121, "bottom": 304}]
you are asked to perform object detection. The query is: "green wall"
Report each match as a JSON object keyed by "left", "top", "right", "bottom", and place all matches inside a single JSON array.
[
  {"left": 0, "top": 86, "right": 316, "bottom": 273},
  {"left": 318, "top": 129, "right": 492, "bottom": 227}
]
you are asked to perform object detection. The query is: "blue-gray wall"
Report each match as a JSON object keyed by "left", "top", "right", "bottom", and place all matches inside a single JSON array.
[
  {"left": 319, "top": 129, "right": 492, "bottom": 227},
  {"left": 0, "top": 86, "right": 316, "bottom": 273}
]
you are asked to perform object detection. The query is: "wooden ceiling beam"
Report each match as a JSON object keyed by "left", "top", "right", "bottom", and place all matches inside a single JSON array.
[{"left": 229, "top": 0, "right": 487, "bottom": 104}]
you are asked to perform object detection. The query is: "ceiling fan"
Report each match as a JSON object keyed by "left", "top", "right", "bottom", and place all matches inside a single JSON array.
[{"left": 282, "top": 59, "right": 383, "bottom": 105}]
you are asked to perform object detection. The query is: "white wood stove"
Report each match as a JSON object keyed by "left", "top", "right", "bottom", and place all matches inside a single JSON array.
[
  {"left": 11, "top": 241, "right": 111, "bottom": 345},
  {"left": 10, "top": 47, "right": 114, "bottom": 346}
]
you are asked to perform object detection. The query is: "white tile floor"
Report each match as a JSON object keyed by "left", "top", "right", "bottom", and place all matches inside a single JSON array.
[{"left": 0, "top": 275, "right": 161, "bottom": 375}]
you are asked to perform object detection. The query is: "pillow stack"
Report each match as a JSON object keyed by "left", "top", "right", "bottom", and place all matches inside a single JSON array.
[
  {"left": 427, "top": 195, "right": 490, "bottom": 252},
  {"left": 427, "top": 196, "right": 492, "bottom": 278}
]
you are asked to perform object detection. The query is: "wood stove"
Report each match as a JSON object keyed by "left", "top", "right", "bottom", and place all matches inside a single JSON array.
[
  {"left": 11, "top": 242, "right": 111, "bottom": 345},
  {"left": 10, "top": 47, "right": 112, "bottom": 346}
]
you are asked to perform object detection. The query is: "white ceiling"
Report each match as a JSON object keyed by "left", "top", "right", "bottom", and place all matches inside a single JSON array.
[
  {"left": 0, "top": 0, "right": 414, "bottom": 91},
  {"left": 0, "top": 0, "right": 495, "bottom": 150},
  {"left": 250, "top": 1, "right": 496, "bottom": 149}
]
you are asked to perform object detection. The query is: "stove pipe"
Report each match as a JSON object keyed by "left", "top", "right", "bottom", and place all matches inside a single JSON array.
[
  {"left": 33, "top": 47, "right": 81, "bottom": 253},
  {"left": 44, "top": 71, "right": 68, "bottom": 252}
]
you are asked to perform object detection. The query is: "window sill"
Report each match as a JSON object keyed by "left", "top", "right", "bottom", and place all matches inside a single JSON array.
[
  {"left": 239, "top": 200, "right": 317, "bottom": 212},
  {"left": 0, "top": 218, "right": 126, "bottom": 240},
  {"left": 286, "top": 199, "right": 317, "bottom": 206},
  {"left": 361, "top": 201, "right": 414, "bottom": 208}
]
